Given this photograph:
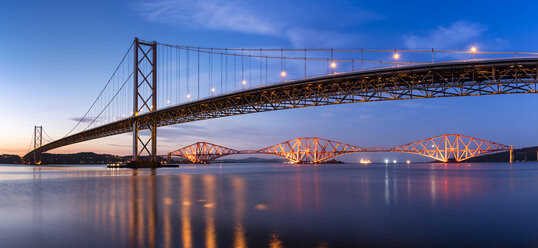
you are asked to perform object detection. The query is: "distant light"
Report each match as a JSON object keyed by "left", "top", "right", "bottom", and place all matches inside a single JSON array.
[
  {"left": 393, "top": 160, "right": 397, "bottom": 164},
  {"left": 186, "top": 93, "right": 191, "bottom": 99},
  {"left": 360, "top": 158, "right": 371, "bottom": 164},
  {"left": 431, "top": 144, "right": 435, "bottom": 148},
  {"left": 406, "top": 160, "right": 411, "bottom": 164},
  {"left": 211, "top": 87, "right": 216, "bottom": 93},
  {"left": 242, "top": 80, "right": 247, "bottom": 85},
  {"left": 281, "top": 71, "right": 286, "bottom": 77},
  {"left": 167, "top": 100, "right": 170, "bottom": 104},
  {"left": 331, "top": 62, "right": 337, "bottom": 68},
  {"left": 122, "top": 114, "right": 125, "bottom": 117},
  {"left": 384, "top": 159, "right": 389, "bottom": 164},
  {"left": 471, "top": 46, "right": 477, "bottom": 53},
  {"left": 393, "top": 53, "right": 400, "bottom": 59}
]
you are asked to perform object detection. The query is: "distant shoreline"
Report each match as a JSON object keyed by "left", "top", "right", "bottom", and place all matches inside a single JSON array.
[{"left": 2, "top": 146, "right": 537, "bottom": 165}]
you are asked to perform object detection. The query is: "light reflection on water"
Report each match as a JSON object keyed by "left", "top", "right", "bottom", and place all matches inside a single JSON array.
[{"left": 0, "top": 162, "right": 537, "bottom": 247}]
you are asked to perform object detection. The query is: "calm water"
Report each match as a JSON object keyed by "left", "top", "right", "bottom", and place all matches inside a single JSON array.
[{"left": 0, "top": 162, "right": 538, "bottom": 247}]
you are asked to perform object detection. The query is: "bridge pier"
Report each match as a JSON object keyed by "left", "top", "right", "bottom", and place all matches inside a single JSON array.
[{"left": 509, "top": 145, "right": 514, "bottom": 163}]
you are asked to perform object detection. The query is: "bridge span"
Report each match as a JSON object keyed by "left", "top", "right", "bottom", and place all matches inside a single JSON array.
[
  {"left": 169, "top": 134, "right": 512, "bottom": 164},
  {"left": 23, "top": 38, "right": 537, "bottom": 165}
]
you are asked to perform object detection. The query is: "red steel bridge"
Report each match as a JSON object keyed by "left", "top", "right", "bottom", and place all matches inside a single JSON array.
[
  {"left": 23, "top": 38, "right": 537, "bottom": 165},
  {"left": 168, "top": 135, "right": 512, "bottom": 164}
]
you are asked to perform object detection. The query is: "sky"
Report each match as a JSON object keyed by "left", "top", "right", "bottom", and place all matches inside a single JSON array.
[{"left": 1, "top": 0, "right": 537, "bottom": 162}]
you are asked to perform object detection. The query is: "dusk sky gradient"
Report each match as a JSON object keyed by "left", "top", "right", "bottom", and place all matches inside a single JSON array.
[{"left": 1, "top": 0, "right": 537, "bottom": 162}]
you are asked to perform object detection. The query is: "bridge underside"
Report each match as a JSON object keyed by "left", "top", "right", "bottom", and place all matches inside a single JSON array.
[{"left": 24, "top": 58, "right": 536, "bottom": 163}]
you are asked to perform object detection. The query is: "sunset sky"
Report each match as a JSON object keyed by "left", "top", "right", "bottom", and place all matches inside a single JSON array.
[{"left": 1, "top": 0, "right": 537, "bottom": 162}]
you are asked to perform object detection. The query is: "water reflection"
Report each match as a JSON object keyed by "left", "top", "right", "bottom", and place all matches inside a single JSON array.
[
  {"left": 203, "top": 175, "right": 217, "bottom": 248},
  {"left": 180, "top": 174, "right": 193, "bottom": 248},
  {"left": 231, "top": 177, "right": 246, "bottom": 248},
  {"left": 0, "top": 162, "right": 536, "bottom": 247}
]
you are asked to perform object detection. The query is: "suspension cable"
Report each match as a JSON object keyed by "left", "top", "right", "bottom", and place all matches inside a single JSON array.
[
  {"left": 42, "top": 129, "right": 55, "bottom": 141},
  {"left": 159, "top": 43, "right": 538, "bottom": 56},
  {"left": 65, "top": 42, "right": 134, "bottom": 137},
  {"left": 84, "top": 72, "right": 134, "bottom": 130}
]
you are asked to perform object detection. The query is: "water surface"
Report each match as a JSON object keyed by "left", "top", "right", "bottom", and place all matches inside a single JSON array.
[{"left": 0, "top": 162, "right": 537, "bottom": 247}]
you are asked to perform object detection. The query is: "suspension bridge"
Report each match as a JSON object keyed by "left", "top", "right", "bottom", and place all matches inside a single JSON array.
[
  {"left": 23, "top": 38, "right": 537, "bottom": 166},
  {"left": 168, "top": 135, "right": 513, "bottom": 164}
]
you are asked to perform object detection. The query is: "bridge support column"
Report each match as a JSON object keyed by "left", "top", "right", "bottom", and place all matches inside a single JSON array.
[
  {"left": 130, "top": 37, "right": 159, "bottom": 168},
  {"left": 32, "top": 126, "right": 43, "bottom": 165},
  {"left": 509, "top": 145, "right": 514, "bottom": 163},
  {"left": 167, "top": 152, "right": 171, "bottom": 163}
]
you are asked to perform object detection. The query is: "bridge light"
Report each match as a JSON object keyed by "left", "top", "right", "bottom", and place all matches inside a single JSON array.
[
  {"left": 211, "top": 87, "right": 216, "bottom": 93},
  {"left": 406, "top": 160, "right": 411, "bottom": 164},
  {"left": 471, "top": 46, "right": 477, "bottom": 59},
  {"left": 331, "top": 62, "right": 336, "bottom": 69},
  {"left": 167, "top": 100, "right": 170, "bottom": 104},
  {"left": 242, "top": 80, "right": 247, "bottom": 85},
  {"left": 281, "top": 71, "right": 286, "bottom": 77},
  {"left": 186, "top": 93, "right": 191, "bottom": 99},
  {"left": 393, "top": 53, "right": 400, "bottom": 60}
]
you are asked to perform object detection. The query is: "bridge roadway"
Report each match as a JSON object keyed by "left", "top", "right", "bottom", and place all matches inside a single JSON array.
[{"left": 24, "top": 57, "right": 538, "bottom": 161}]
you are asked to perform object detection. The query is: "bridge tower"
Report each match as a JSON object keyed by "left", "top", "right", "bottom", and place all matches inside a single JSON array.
[
  {"left": 509, "top": 145, "right": 514, "bottom": 163},
  {"left": 131, "top": 37, "right": 159, "bottom": 167},
  {"left": 33, "top": 125, "right": 42, "bottom": 164}
]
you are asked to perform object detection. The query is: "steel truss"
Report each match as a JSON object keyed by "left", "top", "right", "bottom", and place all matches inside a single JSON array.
[
  {"left": 390, "top": 134, "right": 511, "bottom": 162},
  {"left": 257, "top": 138, "right": 362, "bottom": 163},
  {"left": 167, "top": 134, "right": 511, "bottom": 164},
  {"left": 24, "top": 58, "right": 537, "bottom": 162},
  {"left": 170, "top": 142, "right": 240, "bottom": 164}
]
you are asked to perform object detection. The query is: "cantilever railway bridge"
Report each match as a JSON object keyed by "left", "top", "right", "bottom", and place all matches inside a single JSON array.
[
  {"left": 168, "top": 134, "right": 512, "bottom": 164},
  {"left": 24, "top": 38, "right": 537, "bottom": 165}
]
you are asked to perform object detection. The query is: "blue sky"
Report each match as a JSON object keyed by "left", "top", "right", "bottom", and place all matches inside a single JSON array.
[{"left": 1, "top": 0, "right": 537, "bottom": 162}]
